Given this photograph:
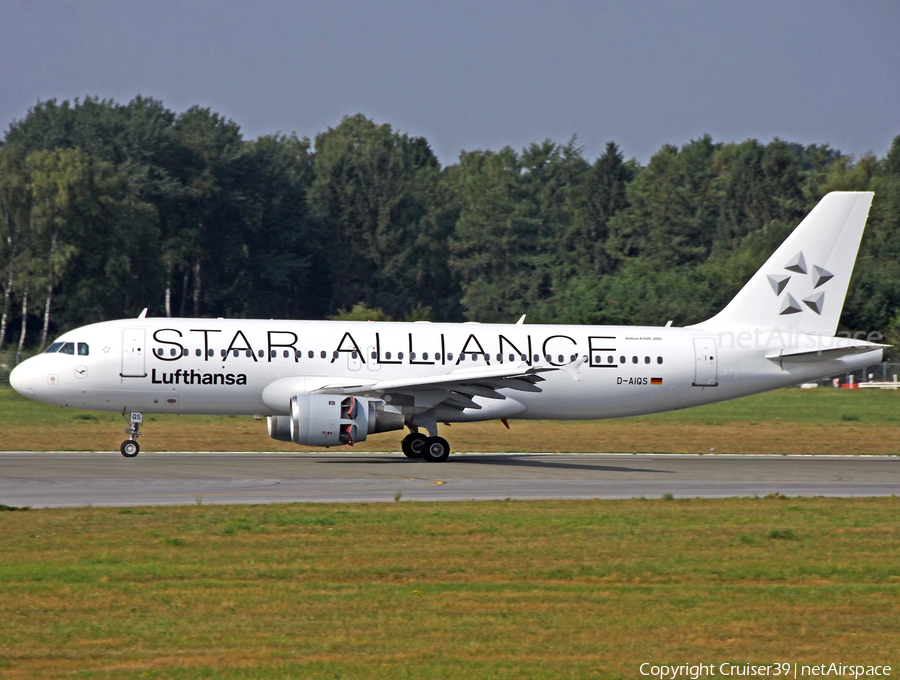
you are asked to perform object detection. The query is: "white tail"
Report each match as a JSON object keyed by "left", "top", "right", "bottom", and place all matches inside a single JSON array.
[{"left": 696, "top": 192, "right": 874, "bottom": 336}]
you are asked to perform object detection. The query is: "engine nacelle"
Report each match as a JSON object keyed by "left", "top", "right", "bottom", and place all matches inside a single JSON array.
[
  {"left": 267, "top": 415, "right": 293, "bottom": 442},
  {"left": 267, "top": 394, "right": 404, "bottom": 447}
]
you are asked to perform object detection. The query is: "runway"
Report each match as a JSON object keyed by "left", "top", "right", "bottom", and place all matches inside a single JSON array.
[{"left": 0, "top": 452, "right": 897, "bottom": 508}]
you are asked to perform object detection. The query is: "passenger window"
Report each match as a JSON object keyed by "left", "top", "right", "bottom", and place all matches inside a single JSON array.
[
  {"left": 351, "top": 351, "right": 358, "bottom": 359},
  {"left": 644, "top": 356, "right": 650, "bottom": 364},
  {"left": 77, "top": 343, "right": 90, "bottom": 356},
  {"left": 283, "top": 350, "right": 289, "bottom": 358},
  {"left": 45, "top": 342, "right": 64, "bottom": 353},
  {"left": 657, "top": 357, "right": 663, "bottom": 364},
  {"left": 60, "top": 342, "right": 75, "bottom": 355},
  {"left": 195, "top": 349, "right": 201, "bottom": 357},
  {"left": 632, "top": 356, "right": 638, "bottom": 364},
  {"left": 320, "top": 351, "right": 326, "bottom": 359},
  {"left": 309, "top": 351, "right": 314, "bottom": 359}
]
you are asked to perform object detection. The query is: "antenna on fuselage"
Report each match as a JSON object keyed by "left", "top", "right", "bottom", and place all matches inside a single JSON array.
[
  {"left": 516, "top": 315, "right": 526, "bottom": 325},
  {"left": 137, "top": 308, "right": 148, "bottom": 319}
]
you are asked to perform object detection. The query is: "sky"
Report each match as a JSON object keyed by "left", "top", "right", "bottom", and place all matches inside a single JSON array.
[{"left": 1, "top": 0, "right": 898, "bottom": 167}]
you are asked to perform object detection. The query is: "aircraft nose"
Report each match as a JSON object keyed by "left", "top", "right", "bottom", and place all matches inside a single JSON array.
[{"left": 9, "top": 360, "right": 36, "bottom": 398}]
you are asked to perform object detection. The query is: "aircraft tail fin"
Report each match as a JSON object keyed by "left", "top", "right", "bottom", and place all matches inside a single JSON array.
[{"left": 695, "top": 191, "right": 874, "bottom": 336}]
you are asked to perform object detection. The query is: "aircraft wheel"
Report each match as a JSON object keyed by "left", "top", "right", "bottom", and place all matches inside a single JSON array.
[
  {"left": 120, "top": 440, "right": 140, "bottom": 458},
  {"left": 422, "top": 436, "right": 450, "bottom": 463},
  {"left": 402, "top": 432, "right": 427, "bottom": 459}
]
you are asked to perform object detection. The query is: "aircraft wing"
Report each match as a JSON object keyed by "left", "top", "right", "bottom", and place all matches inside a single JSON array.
[{"left": 312, "top": 359, "right": 584, "bottom": 412}]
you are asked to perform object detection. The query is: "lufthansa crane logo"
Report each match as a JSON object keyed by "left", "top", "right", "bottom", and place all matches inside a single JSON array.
[{"left": 767, "top": 251, "right": 833, "bottom": 316}]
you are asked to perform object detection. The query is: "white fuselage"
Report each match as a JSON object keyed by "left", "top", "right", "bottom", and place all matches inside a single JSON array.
[{"left": 10, "top": 317, "right": 882, "bottom": 421}]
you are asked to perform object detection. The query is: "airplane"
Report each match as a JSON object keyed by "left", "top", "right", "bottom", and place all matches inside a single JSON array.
[{"left": 9, "top": 192, "right": 886, "bottom": 462}]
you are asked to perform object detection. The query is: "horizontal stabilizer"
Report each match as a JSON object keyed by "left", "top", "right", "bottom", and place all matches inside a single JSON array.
[{"left": 766, "top": 343, "right": 887, "bottom": 365}]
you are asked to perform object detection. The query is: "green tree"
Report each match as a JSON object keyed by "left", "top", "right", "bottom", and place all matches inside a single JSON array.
[
  {"left": 842, "top": 135, "right": 900, "bottom": 349},
  {"left": 231, "top": 133, "right": 319, "bottom": 318},
  {"left": 0, "top": 148, "right": 31, "bottom": 347},
  {"left": 448, "top": 147, "right": 544, "bottom": 321},
  {"left": 607, "top": 136, "right": 719, "bottom": 268},
  {"left": 25, "top": 148, "right": 95, "bottom": 346},
  {"left": 167, "top": 107, "right": 245, "bottom": 317},
  {"left": 308, "top": 114, "right": 444, "bottom": 318}
]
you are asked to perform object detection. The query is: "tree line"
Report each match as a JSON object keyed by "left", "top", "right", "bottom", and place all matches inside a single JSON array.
[{"left": 1, "top": 97, "right": 898, "bottom": 357}]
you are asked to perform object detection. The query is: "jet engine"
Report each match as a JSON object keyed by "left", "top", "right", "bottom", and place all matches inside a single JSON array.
[{"left": 267, "top": 394, "right": 404, "bottom": 447}]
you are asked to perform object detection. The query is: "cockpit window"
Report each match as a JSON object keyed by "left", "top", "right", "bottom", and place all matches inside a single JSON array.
[
  {"left": 59, "top": 342, "right": 76, "bottom": 355},
  {"left": 78, "top": 343, "right": 89, "bottom": 356},
  {"left": 45, "top": 342, "right": 64, "bottom": 353}
]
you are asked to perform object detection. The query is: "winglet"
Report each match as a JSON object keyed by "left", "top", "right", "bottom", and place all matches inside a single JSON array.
[{"left": 558, "top": 356, "right": 587, "bottom": 382}]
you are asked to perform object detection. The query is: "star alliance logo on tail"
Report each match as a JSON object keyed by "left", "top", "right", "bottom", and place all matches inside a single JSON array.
[{"left": 767, "top": 251, "right": 833, "bottom": 316}]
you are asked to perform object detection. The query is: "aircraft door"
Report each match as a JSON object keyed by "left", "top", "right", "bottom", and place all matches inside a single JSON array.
[
  {"left": 366, "top": 346, "right": 380, "bottom": 371},
  {"left": 348, "top": 348, "right": 362, "bottom": 371},
  {"left": 692, "top": 337, "right": 718, "bottom": 387},
  {"left": 121, "top": 328, "right": 147, "bottom": 378}
]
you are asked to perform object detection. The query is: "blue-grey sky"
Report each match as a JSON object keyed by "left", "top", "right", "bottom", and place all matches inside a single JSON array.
[{"left": 1, "top": 0, "right": 898, "bottom": 166}]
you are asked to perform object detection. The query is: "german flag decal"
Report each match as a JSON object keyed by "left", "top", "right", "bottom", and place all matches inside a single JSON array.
[{"left": 650, "top": 377, "right": 663, "bottom": 385}]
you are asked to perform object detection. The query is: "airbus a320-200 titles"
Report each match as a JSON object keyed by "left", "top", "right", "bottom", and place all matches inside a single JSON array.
[{"left": 10, "top": 192, "right": 887, "bottom": 462}]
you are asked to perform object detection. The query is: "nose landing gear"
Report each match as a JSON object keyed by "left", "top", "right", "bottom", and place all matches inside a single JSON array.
[{"left": 120, "top": 412, "right": 143, "bottom": 457}]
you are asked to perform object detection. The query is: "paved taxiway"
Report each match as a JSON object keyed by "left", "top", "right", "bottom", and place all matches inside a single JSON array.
[{"left": 0, "top": 452, "right": 897, "bottom": 507}]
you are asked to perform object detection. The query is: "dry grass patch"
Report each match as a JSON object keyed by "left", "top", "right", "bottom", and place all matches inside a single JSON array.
[{"left": 2, "top": 387, "right": 899, "bottom": 454}]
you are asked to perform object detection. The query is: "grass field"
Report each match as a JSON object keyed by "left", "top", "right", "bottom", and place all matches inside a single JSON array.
[
  {"left": 1, "top": 386, "right": 898, "bottom": 454},
  {"left": 2, "top": 387, "right": 899, "bottom": 678},
  {"left": 1, "top": 497, "right": 898, "bottom": 679}
]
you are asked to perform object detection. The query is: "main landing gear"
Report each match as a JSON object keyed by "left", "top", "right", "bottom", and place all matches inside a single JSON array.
[
  {"left": 401, "top": 430, "right": 450, "bottom": 463},
  {"left": 120, "top": 412, "right": 143, "bottom": 458}
]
